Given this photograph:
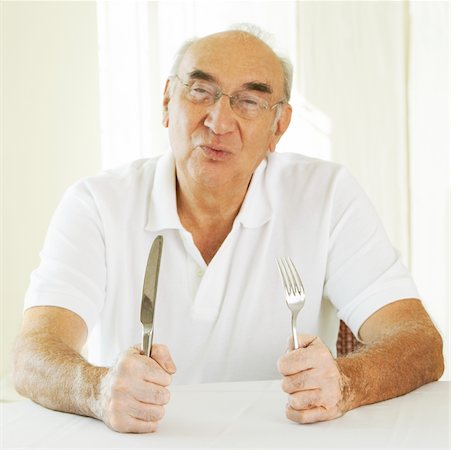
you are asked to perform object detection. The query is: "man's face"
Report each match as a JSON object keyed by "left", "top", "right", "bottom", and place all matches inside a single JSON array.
[{"left": 163, "top": 31, "right": 292, "bottom": 189}]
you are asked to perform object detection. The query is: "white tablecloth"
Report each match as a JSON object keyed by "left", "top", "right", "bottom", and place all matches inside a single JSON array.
[{"left": 2, "top": 380, "right": 450, "bottom": 449}]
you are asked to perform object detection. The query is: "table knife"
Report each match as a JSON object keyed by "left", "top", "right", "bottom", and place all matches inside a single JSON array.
[{"left": 140, "top": 235, "right": 163, "bottom": 357}]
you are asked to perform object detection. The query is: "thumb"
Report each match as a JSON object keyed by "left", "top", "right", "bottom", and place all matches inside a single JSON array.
[
  {"left": 286, "top": 334, "right": 318, "bottom": 352},
  {"left": 151, "top": 343, "right": 177, "bottom": 374}
]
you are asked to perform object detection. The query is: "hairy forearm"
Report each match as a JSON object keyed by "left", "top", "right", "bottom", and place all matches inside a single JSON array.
[
  {"left": 13, "top": 332, "right": 107, "bottom": 418},
  {"left": 337, "top": 321, "right": 444, "bottom": 411}
]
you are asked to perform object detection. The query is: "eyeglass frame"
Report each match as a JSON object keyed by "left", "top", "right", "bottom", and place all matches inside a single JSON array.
[{"left": 172, "top": 74, "right": 286, "bottom": 119}]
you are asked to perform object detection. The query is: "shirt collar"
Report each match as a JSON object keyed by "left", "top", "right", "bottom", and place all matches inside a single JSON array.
[
  {"left": 145, "top": 152, "right": 182, "bottom": 232},
  {"left": 145, "top": 153, "right": 273, "bottom": 232},
  {"left": 234, "top": 158, "right": 272, "bottom": 228}
]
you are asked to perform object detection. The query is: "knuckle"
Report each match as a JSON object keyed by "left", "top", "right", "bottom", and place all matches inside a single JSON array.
[
  {"left": 115, "top": 356, "right": 137, "bottom": 378},
  {"left": 162, "top": 387, "right": 171, "bottom": 403},
  {"left": 152, "top": 405, "right": 165, "bottom": 421},
  {"left": 143, "top": 406, "right": 164, "bottom": 422},
  {"left": 289, "top": 393, "right": 311, "bottom": 410},
  {"left": 281, "top": 378, "right": 293, "bottom": 393},
  {"left": 289, "top": 394, "right": 300, "bottom": 410},
  {"left": 292, "top": 374, "right": 306, "bottom": 390},
  {"left": 153, "top": 387, "right": 170, "bottom": 405},
  {"left": 277, "top": 357, "right": 291, "bottom": 375},
  {"left": 161, "top": 373, "right": 172, "bottom": 387}
]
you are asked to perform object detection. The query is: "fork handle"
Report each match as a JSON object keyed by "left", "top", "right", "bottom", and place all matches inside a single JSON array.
[{"left": 292, "top": 314, "right": 299, "bottom": 350}]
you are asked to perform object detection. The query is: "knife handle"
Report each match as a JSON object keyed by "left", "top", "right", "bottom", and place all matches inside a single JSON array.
[{"left": 142, "top": 327, "right": 154, "bottom": 357}]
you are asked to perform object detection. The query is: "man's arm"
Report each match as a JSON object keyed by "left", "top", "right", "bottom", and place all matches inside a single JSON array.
[
  {"left": 277, "top": 298, "right": 444, "bottom": 423},
  {"left": 13, "top": 306, "right": 176, "bottom": 433},
  {"left": 338, "top": 298, "right": 444, "bottom": 409}
]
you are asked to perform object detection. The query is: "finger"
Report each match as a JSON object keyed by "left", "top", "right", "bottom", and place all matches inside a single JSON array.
[
  {"left": 277, "top": 347, "right": 315, "bottom": 377},
  {"left": 110, "top": 349, "right": 172, "bottom": 401},
  {"left": 278, "top": 337, "right": 327, "bottom": 376},
  {"left": 135, "top": 353, "right": 172, "bottom": 386},
  {"left": 286, "top": 404, "right": 343, "bottom": 424},
  {"left": 106, "top": 404, "right": 160, "bottom": 434},
  {"left": 128, "top": 419, "right": 159, "bottom": 434},
  {"left": 110, "top": 416, "right": 160, "bottom": 434},
  {"left": 281, "top": 369, "right": 319, "bottom": 394},
  {"left": 278, "top": 351, "right": 313, "bottom": 376},
  {"left": 129, "top": 402, "right": 165, "bottom": 422},
  {"left": 132, "top": 382, "right": 171, "bottom": 405},
  {"left": 288, "top": 389, "right": 322, "bottom": 410},
  {"left": 150, "top": 344, "right": 177, "bottom": 374}
]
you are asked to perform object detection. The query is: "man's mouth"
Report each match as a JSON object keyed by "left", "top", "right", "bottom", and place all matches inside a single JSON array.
[{"left": 200, "top": 145, "right": 232, "bottom": 161}]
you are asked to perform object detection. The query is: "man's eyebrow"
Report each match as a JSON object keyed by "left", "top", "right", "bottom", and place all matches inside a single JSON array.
[
  {"left": 187, "top": 69, "right": 273, "bottom": 94},
  {"left": 187, "top": 69, "right": 216, "bottom": 82},
  {"left": 242, "top": 82, "right": 273, "bottom": 95}
]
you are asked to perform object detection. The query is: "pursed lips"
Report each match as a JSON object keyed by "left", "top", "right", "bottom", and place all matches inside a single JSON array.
[{"left": 199, "top": 144, "right": 234, "bottom": 161}]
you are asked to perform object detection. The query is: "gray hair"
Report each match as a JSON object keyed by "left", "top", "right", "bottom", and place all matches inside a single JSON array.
[{"left": 169, "top": 23, "right": 293, "bottom": 102}]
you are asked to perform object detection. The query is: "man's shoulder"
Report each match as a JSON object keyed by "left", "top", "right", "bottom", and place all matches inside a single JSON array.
[
  {"left": 71, "top": 155, "right": 163, "bottom": 196},
  {"left": 267, "top": 151, "right": 344, "bottom": 179},
  {"left": 91, "top": 156, "right": 162, "bottom": 185},
  {"left": 263, "top": 152, "right": 362, "bottom": 206},
  {"left": 58, "top": 155, "right": 168, "bottom": 218}
]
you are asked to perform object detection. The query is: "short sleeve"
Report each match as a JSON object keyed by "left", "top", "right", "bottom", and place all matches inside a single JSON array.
[
  {"left": 323, "top": 168, "right": 419, "bottom": 339},
  {"left": 24, "top": 181, "right": 106, "bottom": 332}
]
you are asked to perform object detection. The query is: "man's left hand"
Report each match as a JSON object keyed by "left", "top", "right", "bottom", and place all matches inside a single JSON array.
[{"left": 277, "top": 335, "right": 351, "bottom": 424}]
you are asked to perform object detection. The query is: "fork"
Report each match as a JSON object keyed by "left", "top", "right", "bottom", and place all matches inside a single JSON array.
[{"left": 276, "top": 257, "right": 306, "bottom": 350}]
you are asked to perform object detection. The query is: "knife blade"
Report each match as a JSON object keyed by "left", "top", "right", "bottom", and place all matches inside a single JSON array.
[{"left": 140, "top": 235, "right": 163, "bottom": 357}]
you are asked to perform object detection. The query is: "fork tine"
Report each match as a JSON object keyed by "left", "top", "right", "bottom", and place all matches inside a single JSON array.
[
  {"left": 276, "top": 258, "right": 289, "bottom": 293},
  {"left": 287, "top": 257, "right": 305, "bottom": 294},
  {"left": 280, "top": 257, "right": 295, "bottom": 294}
]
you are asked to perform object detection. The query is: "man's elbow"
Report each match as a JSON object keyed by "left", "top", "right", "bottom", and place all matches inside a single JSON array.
[
  {"left": 428, "top": 326, "right": 445, "bottom": 381},
  {"left": 12, "top": 334, "right": 36, "bottom": 399}
]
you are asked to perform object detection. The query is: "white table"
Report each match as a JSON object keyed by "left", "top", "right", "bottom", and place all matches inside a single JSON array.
[{"left": 2, "top": 379, "right": 450, "bottom": 449}]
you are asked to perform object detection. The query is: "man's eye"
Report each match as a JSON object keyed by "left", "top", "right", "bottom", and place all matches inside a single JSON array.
[
  {"left": 190, "top": 83, "right": 215, "bottom": 96},
  {"left": 192, "top": 87, "right": 208, "bottom": 94},
  {"left": 238, "top": 97, "right": 260, "bottom": 107}
]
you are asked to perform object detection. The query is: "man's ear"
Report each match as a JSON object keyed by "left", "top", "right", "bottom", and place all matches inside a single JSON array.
[
  {"left": 162, "top": 79, "right": 171, "bottom": 128},
  {"left": 268, "top": 104, "right": 292, "bottom": 153}
]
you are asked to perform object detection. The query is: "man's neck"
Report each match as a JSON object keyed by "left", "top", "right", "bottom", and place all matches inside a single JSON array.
[
  {"left": 175, "top": 168, "right": 252, "bottom": 264},
  {"left": 175, "top": 171, "right": 251, "bottom": 230}
]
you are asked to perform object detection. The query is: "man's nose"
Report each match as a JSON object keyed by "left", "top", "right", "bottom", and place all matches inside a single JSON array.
[{"left": 203, "top": 95, "right": 237, "bottom": 135}]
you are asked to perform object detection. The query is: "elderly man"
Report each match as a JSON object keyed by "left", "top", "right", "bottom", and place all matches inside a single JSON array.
[{"left": 14, "top": 27, "right": 443, "bottom": 433}]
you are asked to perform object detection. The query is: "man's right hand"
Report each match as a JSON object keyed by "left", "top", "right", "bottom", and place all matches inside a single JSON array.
[{"left": 97, "top": 344, "right": 176, "bottom": 433}]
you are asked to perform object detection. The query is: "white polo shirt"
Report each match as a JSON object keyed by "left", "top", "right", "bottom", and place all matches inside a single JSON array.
[{"left": 24, "top": 152, "right": 419, "bottom": 384}]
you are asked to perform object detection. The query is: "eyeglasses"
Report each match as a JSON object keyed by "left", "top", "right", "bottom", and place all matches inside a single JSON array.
[{"left": 173, "top": 75, "right": 286, "bottom": 120}]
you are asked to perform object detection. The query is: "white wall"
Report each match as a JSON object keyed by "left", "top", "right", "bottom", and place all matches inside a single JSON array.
[
  {"left": 1, "top": 1, "right": 101, "bottom": 398},
  {"left": 298, "top": 1, "right": 411, "bottom": 262}
]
